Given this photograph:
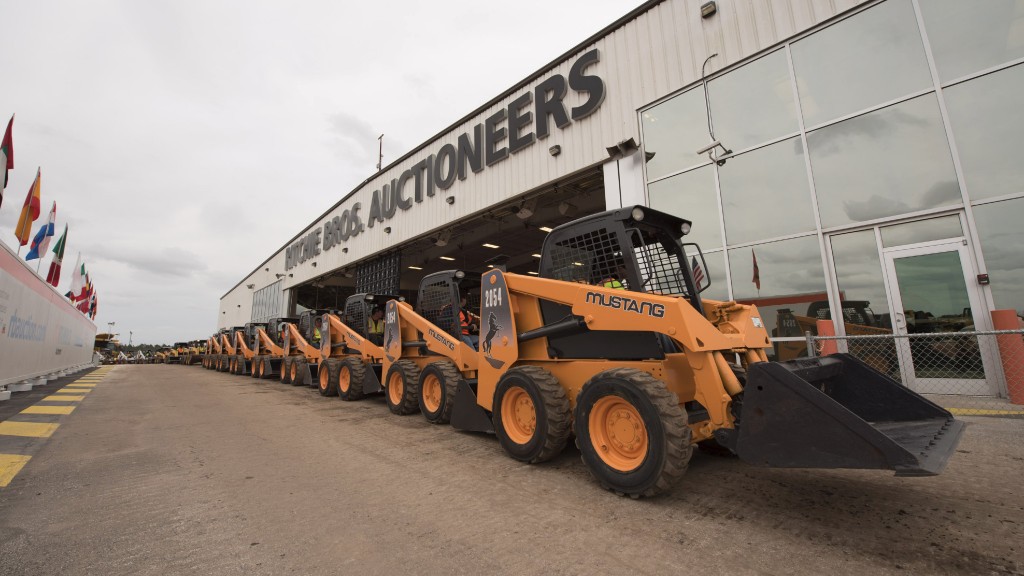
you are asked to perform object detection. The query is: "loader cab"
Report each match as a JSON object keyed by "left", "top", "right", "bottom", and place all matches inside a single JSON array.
[
  {"left": 266, "top": 317, "right": 299, "bottom": 347},
  {"left": 297, "top": 309, "right": 337, "bottom": 346},
  {"left": 537, "top": 205, "right": 707, "bottom": 360},
  {"left": 342, "top": 293, "right": 401, "bottom": 344},
  {"left": 416, "top": 270, "right": 481, "bottom": 344},
  {"left": 244, "top": 322, "right": 267, "bottom": 349}
]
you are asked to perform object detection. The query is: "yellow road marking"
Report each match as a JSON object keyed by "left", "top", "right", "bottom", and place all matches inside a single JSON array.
[
  {"left": 21, "top": 405, "right": 75, "bottom": 415},
  {"left": 0, "top": 421, "right": 59, "bottom": 438},
  {"left": 66, "top": 383, "right": 95, "bottom": 387},
  {"left": 949, "top": 408, "right": 1024, "bottom": 416},
  {"left": 0, "top": 454, "right": 31, "bottom": 487},
  {"left": 42, "top": 395, "right": 85, "bottom": 402},
  {"left": 55, "top": 389, "right": 89, "bottom": 394}
]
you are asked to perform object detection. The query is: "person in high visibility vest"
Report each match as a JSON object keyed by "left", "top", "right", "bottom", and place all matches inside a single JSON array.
[
  {"left": 600, "top": 274, "right": 625, "bottom": 289},
  {"left": 459, "top": 295, "right": 480, "bottom": 349},
  {"left": 367, "top": 308, "right": 385, "bottom": 344},
  {"left": 313, "top": 317, "right": 323, "bottom": 344}
]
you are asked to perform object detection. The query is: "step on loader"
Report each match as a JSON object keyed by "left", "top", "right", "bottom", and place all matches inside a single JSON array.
[
  {"left": 382, "top": 272, "right": 480, "bottom": 420},
  {"left": 250, "top": 317, "right": 296, "bottom": 380},
  {"left": 448, "top": 206, "right": 964, "bottom": 497},
  {"left": 317, "top": 293, "right": 400, "bottom": 400}
]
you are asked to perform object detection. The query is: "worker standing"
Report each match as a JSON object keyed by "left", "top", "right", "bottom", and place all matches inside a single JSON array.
[{"left": 459, "top": 295, "right": 480, "bottom": 349}]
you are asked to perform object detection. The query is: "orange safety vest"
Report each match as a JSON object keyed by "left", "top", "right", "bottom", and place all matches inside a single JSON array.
[{"left": 459, "top": 309, "right": 474, "bottom": 335}]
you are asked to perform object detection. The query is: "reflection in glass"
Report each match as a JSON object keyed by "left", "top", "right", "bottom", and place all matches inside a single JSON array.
[
  {"left": 830, "top": 230, "right": 892, "bottom": 333},
  {"left": 920, "top": 0, "right": 1024, "bottom": 82},
  {"left": 880, "top": 215, "right": 963, "bottom": 247},
  {"left": 944, "top": 64, "right": 1024, "bottom": 201},
  {"left": 973, "top": 199, "right": 1024, "bottom": 313},
  {"left": 707, "top": 50, "right": 799, "bottom": 152},
  {"left": 807, "top": 95, "right": 960, "bottom": 227},
  {"left": 648, "top": 165, "right": 723, "bottom": 250},
  {"left": 642, "top": 88, "right": 709, "bottom": 180},
  {"left": 729, "top": 235, "right": 826, "bottom": 340},
  {"left": 686, "top": 249, "right": 728, "bottom": 302},
  {"left": 719, "top": 137, "right": 815, "bottom": 244},
  {"left": 791, "top": 0, "right": 931, "bottom": 127}
]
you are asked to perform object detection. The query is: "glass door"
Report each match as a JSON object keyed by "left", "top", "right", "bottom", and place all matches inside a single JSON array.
[{"left": 882, "top": 240, "right": 994, "bottom": 395}]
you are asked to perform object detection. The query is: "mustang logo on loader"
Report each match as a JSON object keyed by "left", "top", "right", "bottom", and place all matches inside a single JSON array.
[{"left": 483, "top": 311, "right": 505, "bottom": 369}]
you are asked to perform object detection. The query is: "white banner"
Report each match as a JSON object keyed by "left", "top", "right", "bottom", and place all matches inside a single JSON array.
[{"left": 0, "top": 242, "right": 95, "bottom": 386}]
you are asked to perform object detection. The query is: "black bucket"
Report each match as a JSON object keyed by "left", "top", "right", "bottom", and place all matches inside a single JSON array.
[{"left": 735, "top": 354, "right": 965, "bottom": 476}]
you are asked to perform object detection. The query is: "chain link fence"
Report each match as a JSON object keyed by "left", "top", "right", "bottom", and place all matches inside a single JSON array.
[{"left": 806, "top": 329, "right": 1024, "bottom": 417}]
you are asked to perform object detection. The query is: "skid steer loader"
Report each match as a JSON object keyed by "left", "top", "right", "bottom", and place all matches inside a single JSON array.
[
  {"left": 445, "top": 206, "right": 964, "bottom": 497},
  {"left": 280, "top": 309, "right": 336, "bottom": 386},
  {"left": 381, "top": 272, "right": 480, "bottom": 420},
  {"left": 204, "top": 332, "right": 223, "bottom": 370},
  {"left": 228, "top": 323, "right": 265, "bottom": 376},
  {"left": 317, "top": 293, "right": 400, "bottom": 400},
  {"left": 217, "top": 328, "right": 243, "bottom": 372},
  {"left": 250, "top": 317, "right": 297, "bottom": 380}
]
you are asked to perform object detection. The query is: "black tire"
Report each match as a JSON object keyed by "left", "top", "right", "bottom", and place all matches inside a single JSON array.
[
  {"left": 290, "top": 358, "right": 307, "bottom": 386},
  {"left": 418, "top": 361, "right": 460, "bottom": 424},
  {"left": 238, "top": 355, "right": 249, "bottom": 376},
  {"left": 574, "top": 368, "right": 691, "bottom": 498},
  {"left": 217, "top": 355, "right": 228, "bottom": 372},
  {"left": 338, "top": 357, "right": 367, "bottom": 401},
  {"left": 384, "top": 360, "right": 420, "bottom": 415},
  {"left": 492, "top": 366, "right": 571, "bottom": 464},
  {"left": 259, "top": 356, "right": 274, "bottom": 380},
  {"left": 319, "top": 359, "right": 340, "bottom": 396},
  {"left": 250, "top": 355, "right": 262, "bottom": 378},
  {"left": 280, "top": 357, "right": 293, "bottom": 384}
]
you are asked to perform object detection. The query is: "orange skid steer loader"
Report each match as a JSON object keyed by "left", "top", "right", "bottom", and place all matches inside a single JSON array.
[
  {"left": 204, "top": 331, "right": 223, "bottom": 370},
  {"left": 217, "top": 328, "right": 241, "bottom": 373},
  {"left": 280, "top": 310, "right": 333, "bottom": 386},
  {"left": 229, "top": 323, "right": 264, "bottom": 376},
  {"left": 251, "top": 317, "right": 296, "bottom": 380},
  {"left": 317, "top": 293, "right": 400, "bottom": 400},
  {"left": 437, "top": 206, "right": 963, "bottom": 497},
  {"left": 382, "top": 272, "right": 480, "bottom": 421}
]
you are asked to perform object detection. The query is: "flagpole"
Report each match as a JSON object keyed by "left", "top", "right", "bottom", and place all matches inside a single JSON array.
[{"left": 36, "top": 255, "right": 42, "bottom": 274}]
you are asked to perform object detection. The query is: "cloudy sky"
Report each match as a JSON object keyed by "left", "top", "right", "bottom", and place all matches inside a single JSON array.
[{"left": 0, "top": 0, "right": 636, "bottom": 345}]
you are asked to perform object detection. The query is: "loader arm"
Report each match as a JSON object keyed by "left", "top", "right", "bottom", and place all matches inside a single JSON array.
[
  {"left": 321, "top": 314, "right": 386, "bottom": 362},
  {"left": 283, "top": 323, "right": 322, "bottom": 362},
  {"left": 384, "top": 300, "right": 479, "bottom": 372},
  {"left": 220, "top": 334, "right": 237, "bottom": 356},
  {"left": 234, "top": 331, "right": 255, "bottom": 359},
  {"left": 254, "top": 328, "right": 284, "bottom": 357},
  {"left": 211, "top": 338, "right": 222, "bottom": 355}
]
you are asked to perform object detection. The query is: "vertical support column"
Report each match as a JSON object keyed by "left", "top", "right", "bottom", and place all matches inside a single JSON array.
[{"left": 991, "top": 309, "right": 1024, "bottom": 405}]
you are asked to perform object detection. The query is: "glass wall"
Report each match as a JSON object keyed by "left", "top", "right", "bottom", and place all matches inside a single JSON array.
[
  {"left": 251, "top": 280, "right": 285, "bottom": 324},
  {"left": 641, "top": 0, "right": 1024, "bottom": 343}
]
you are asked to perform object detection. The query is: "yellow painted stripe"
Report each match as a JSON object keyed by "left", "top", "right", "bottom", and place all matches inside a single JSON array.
[
  {"left": 66, "top": 383, "right": 95, "bottom": 387},
  {"left": 949, "top": 408, "right": 1024, "bottom": 416},
  {"left": 64, "top": 386, "right": 94, "bottom": 390},
  {"left": 42, "top": 395, "right": 85, "bottom": 402},
  {"left": 21, "top": 405, "right": 76, "bottom": 415},
  {"left": 55, "top": 389, "right": 89, "bottom": 394},
  {"left": 0, "top": 421, "right": 59, "bottom": 438},
  {"left": 0, "top": 454, "right": 31, "bottom": 487}
]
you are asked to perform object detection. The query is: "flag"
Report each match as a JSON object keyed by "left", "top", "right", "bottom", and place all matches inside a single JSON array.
[
  {"left": 691, "top": 255, "right": 706, "bottom": 286},
  {"left": 751, "top": 249, "right": 761, "bottom": 291},
  {"left": 89, "top": 292, "right": 98, "bottom": 319},
  {"left": 25, "top": 201, "right": 56, "bottom": 261},
  {"left": 47, "top": 224, "right": 68, "bottom": 286},
  {"left": 15, "top": 168, "right": 41, "bottom": 246},
  {"left": 0, "top": 115, "right": 12, "bottom": 207},
  {"left": 70, "top": 253, "right": 84, "bottom": 301}
]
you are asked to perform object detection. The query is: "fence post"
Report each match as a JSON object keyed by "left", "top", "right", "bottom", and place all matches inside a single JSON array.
[
  {"left": 815, "top": 320, "right": 839, "bottom": 356},
  {"left": 991, "top": 309, "right": 1024, "bottom": 405},
  {"left": 805, "top": 331, "right": 816, "bottom": 357}
]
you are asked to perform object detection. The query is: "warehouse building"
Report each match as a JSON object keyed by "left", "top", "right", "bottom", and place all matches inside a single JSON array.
[{"left": 220, "top": 0, "right": 1024, "bottom": 397}]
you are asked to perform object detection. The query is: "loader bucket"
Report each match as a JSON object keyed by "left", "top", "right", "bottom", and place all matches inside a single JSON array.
[{"left": 735, "top": 354, "right": 964, "bottom": 476}]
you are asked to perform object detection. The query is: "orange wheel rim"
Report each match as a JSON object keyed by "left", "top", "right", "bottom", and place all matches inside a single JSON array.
[
  {"left": 589, "top": 396, "right": 648, "bottom": 472},
  {"left": 319, "top": 369, "right": 329, "bottom": 390},
  {"left": 501, "top": 386, "right": 536, "bottom": 445},
  {"left": 422, "top": 373, "right": 442, "bottom": 413},
  {"left": 388, "top": 371, "right": 403, "bottom": 405},
  {"left": 339, "top": 366, "right": 351, "bottom": 393},
  {"left": 291, "top": 363, "right": 298, "bottom": 381}
]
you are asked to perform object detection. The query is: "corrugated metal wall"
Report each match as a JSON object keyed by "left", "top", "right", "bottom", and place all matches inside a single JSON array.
[{"left": 220, "top": 0, "right": 870, "bottom": 327}]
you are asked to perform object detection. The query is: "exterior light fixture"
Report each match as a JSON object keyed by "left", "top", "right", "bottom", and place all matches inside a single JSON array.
[
  {"left": 445, "top": 196, "right": 455, "bottom": 205},
  {"left": 516, "top": 198, "right": 537, "bottom": 219},
  {"left": 246, "top": 284, "right": 255, "bottom": 289},
  {"left": 549, "top": 145, "right": 561, "bottom": 156},
  {"left": 275, "top": 273, "right": 286, "bottom": 279},
  {"left": 384, "top": 227, "right": 392, "bottom": 234},
  {"left": 701, "top": 1, "right": 717, "bottom": 18}
]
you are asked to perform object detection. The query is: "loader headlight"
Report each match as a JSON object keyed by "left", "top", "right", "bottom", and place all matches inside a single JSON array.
[
  {"left": 631, "top": 207, "right": 645, "bottom": 221},
  {"left": 455, "top": 270, "right": 466, "bottom": 279},
  {"left": 681, "top": 221, "right": 692, "bottom": 236}
]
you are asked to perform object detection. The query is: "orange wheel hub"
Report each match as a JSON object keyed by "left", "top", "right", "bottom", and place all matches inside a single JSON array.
[
  {"left": 291, "top": 362, "right": 298, "bottom": 382},
  {"left": 422, "top": 373, "right": 442, "bottom": 413},
  {"left": 501, "top": 386, "right": 537, "bottom": 445},
  {"left": 339, "top": 366, "right": 350, "bottom": 393},
  {"left": 589, "top": 396, "right": 648, "bottom": 472},
  {"left": 319, "top": 369, "right": 329, "bottom": 390},
  {"left": 388, "top": 372, "right": 404, "bottom": 405}
]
